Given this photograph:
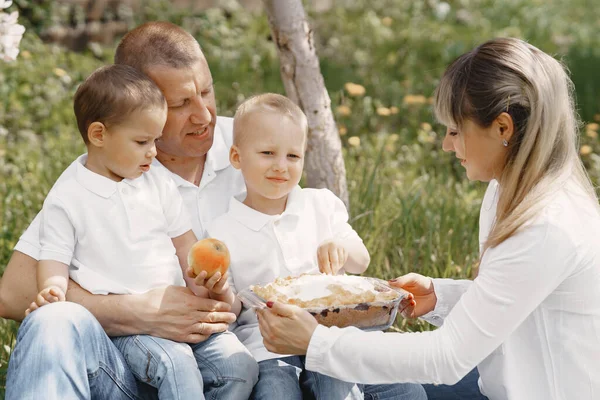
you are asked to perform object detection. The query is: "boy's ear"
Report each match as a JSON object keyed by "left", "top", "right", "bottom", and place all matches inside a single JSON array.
[
  {"left": 87, "top": 122, "right": 107, "bottom": 147},
  {"left": 229, "top": 145, "right": 242, "bottom": 169}
]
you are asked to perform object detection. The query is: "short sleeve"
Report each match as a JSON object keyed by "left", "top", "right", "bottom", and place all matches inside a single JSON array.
[
  {"left": 321, "top": 189, "right": 361, "bottom": 241},
  {"left": 38, "top": 196, "right": 76, "bottom": 265},
  {"left": 156, "top": 169, "right": 192, "bottom": 238},
  {"left": 14, "top": 211, "right": 43, "bottom": 260}
]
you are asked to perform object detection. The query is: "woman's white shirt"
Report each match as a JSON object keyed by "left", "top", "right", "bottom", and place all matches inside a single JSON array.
[{"left": 305, "top": 178, "right": 600, "bottom": 399}]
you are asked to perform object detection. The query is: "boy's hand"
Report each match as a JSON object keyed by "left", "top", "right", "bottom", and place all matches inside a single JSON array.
[
  {"left": 317, "top": 239, "right": 348, "bottom": 275},
  {"left": 189, "top": 269, "right": 231, "bottom": 296},
  {"left": 25, "top": 286, "right": 66, "bottom": 316}
]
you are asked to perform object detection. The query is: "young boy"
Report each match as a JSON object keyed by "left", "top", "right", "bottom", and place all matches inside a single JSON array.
[
  {"left": 26, "top": 64, "right": 257, "bottom": 399},
  {"left": 206, "top": 93, "right": 370, "bottom": 399}
]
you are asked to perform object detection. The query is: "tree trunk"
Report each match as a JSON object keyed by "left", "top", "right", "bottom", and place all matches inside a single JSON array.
[{"left": 263, "top": 0, "right": 349, "bottom": 207}]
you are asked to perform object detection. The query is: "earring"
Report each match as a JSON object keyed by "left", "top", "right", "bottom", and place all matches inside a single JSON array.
[{"left": 502, "top": 139, "right": 509, "bottom": 147}]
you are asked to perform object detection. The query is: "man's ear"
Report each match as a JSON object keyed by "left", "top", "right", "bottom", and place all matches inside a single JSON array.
[
  {"left": 229, "top": 145, "right": 242, "bottom": 169},
  {"left": 495, "top": 112, "right": 515, "bottom": 143},
  {"left": 87, "top": 122, "right": 107, "bottom": 147}
]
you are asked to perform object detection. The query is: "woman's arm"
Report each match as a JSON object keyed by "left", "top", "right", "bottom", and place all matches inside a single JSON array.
[{"left": 262, "top": 221, "right": 576, "bottom": 385}]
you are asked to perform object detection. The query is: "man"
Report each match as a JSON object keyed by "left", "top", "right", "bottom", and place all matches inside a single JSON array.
[{"left": 1, "top": 21, "right": 426, "bottom": 400}]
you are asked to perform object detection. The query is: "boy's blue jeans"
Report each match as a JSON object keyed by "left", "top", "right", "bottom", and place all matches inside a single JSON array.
[
  {"left": 251, "top": 356, "right": 427, "bottom": 400},
  {"left": 111, "top": 331, "right": 258, "bottom": 399},
  {"left": 6, "top": 302, "right": 258, "bottom": 400}
]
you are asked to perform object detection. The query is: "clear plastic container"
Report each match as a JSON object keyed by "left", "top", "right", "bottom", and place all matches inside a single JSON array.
[{"left": 237, "top": 276, "right": 407, "bottom": 331}]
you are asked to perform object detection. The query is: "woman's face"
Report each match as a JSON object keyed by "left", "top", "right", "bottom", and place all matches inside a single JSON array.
[{"left": 442, "top": 118, "right": 508, "bottom": 182}]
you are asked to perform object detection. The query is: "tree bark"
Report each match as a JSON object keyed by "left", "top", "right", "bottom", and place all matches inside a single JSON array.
[{"left": 264, "top": 0, "right": 349, "bottom": 207}]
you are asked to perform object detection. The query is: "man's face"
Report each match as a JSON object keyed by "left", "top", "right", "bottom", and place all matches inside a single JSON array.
[{"left": 145, "top": 57, "right": 216, "bottom": 160}]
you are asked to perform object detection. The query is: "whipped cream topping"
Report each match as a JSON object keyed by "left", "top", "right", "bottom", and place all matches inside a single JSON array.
[{"left": 269, "top": 274, "right": 377, "bottom": 301}]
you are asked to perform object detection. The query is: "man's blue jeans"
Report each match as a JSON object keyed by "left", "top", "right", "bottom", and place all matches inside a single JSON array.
[{"left": 6, "top": 302, "right": 258, "bottom": 400}]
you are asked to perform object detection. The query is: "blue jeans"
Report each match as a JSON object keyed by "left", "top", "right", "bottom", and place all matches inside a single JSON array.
[
  {"left": 6, "top": 302, "right": 258, "bottom": 400},
  {"left": 423, "top": 368, "right": 489, "bottom": 400},
  {"left": 251, "top": 356, "right": 363, "bottom": 400},
  {"left": 251, "top": 356, "right": 427, "bottom": 400},
  {"left": 112, "top": 331, "right": 258, "bottom": 399}
]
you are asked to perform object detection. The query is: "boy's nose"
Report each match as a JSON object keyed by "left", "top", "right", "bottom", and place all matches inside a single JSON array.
[{"left": 147, "top": 145, "right": 157, "bottom": 159}]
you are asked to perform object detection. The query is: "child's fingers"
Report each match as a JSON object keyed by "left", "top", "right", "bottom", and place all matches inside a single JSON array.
[
  {"left": 25, "top": 302, "right": 38, "bottom": 316},
  {"left": 50, "top": 287, "right": 66, "bottom": 302},
  {"left": 193, "top": 270, "right": 208, "bottom": 287},
  {"left": 42, "top": 291, "right": 58, "bottom": 303},
  {"left": 204, "top": 272, "right": 222, "bottom": 291},
  {"left": 36, "top": 293, "right": 50, "bottom": 307},
  {"left": 317, "top": 248, "right": 332, "bottom": 274}
]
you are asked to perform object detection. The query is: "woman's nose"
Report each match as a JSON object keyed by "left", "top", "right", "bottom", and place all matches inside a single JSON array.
[{"left": 442, "top": 131, "right": 455, "bottom": 153}]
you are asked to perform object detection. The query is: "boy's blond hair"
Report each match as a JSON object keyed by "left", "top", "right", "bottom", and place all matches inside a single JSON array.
[{"left": 233, "top": 93, "right": 308, "bottom": 146}]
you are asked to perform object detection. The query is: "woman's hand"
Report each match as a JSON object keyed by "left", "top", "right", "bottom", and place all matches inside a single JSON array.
[
  {"left": 390, "top": 273, "right": 437, "bottom": 318},
  {"left": 257, "top": 302, "right": 319, "bottom": 355}
]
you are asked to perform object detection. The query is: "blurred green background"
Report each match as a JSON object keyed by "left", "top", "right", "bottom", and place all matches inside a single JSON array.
[{"left": 1, "top": 0, "right": 599, "bottom": 393}]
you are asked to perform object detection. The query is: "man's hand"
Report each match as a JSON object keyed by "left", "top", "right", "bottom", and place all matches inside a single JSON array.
[
  {"left": 389, "top": 273, "right": 437, "bottom": 319},
  {"left": 317, "top": 239, "right": 348, "bottom": 275},
  {"left": 25, "top": 286, "right": 66, "bottom": 316},
  {"left": 143, "top": 285, "right": 236, "bottom": 343}
]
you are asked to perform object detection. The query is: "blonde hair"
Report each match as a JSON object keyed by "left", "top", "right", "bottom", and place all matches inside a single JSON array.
[
  {"left": 233, "top": 93, "right": 308, "bottom": 146},
  {"left": 434, "top": 37, "right": 597, "bottom": 251}
]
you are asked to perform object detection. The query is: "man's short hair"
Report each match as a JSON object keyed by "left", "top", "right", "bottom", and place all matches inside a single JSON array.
[
  {"left": 233, "top": 93, "right": 308, "bottom": 146},
  {"left": 74, "top": 64, "right": 166, "bottom": 143},
  {"left": 115, "top": 21, "right": 202, "bottom": 73}
]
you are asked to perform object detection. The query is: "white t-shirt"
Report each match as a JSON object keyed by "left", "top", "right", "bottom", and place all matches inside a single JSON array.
[
  {"left": 15, "top": 116, "right": 245, "bottom": 261},
  {"left": 39, "top": 159, "right": 189, "bottom": 295},
  {"left": 305, "top": 178, "right": 600, "bottom": 400},
  {"left": 206, "top": 186, "right": 362, "bottom": 362}
]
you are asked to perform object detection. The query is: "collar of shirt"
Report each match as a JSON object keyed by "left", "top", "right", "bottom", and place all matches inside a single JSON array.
[
  {"left": 227, "top": 186, "right": 304, "bottom": 232},
  {"left": 74, "top": 158, "right": 143, "bottom": 198},
  {"left": 164, "top": 120, "right": 231, "bottom": 190}
]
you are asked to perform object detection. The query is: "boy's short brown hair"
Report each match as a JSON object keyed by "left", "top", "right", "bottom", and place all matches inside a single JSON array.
[
  {"left": 233, "top": 93, "right": 308, "bottom": 146},
  {"left": 73, "top": 64, "right": 166, "bottom": 143}
]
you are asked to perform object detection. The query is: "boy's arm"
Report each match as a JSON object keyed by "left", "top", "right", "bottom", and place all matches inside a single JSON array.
[
  {"left": 37, "top": 259, "right": 69, "bottom": 294},
  {"left": 338, "top": 237, "right": 370, "bottom": 274}
]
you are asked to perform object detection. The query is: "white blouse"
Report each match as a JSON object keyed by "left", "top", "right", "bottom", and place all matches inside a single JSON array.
[{"left": 305, "top": 178, "right": 600, "bottom": 399}]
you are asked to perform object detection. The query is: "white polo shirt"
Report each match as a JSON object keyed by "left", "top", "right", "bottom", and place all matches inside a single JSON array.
[
  {"left": 37, "top": 159, "right": 190, "bottom": 295},
  {"left": 15, "top": 116, "right": 245, "bottom": 260},
  {"left": 206, "top": 186, "right": 363, "bottom": 362},
  {"left": 305, "top": 177, "right": 600, "bottom": 399}
]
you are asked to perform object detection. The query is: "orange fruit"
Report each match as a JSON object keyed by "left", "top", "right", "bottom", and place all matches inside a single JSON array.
[{"left": 188, "top": 238, "right": 230, "bottom": 278}]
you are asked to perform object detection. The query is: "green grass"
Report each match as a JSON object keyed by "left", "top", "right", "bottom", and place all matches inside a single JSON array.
[{"left": 1, "top": 0, "right": 599, "bottom": 393}]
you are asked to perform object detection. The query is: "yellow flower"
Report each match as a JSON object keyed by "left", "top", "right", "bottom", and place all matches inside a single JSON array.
[
  {"left": 344, "top": 82, "right": 366, "bottom": 97},
  {"left": 390, "top": 106, "right": 399, "bottom": 114},
  {"left": 376, "top": 107, "right": 391, "bottom": 116},
  {"left": 403, "top": 94, "right": 427, "bottom": 105},
  {"left": 420, "top": 122, "right": 432, "bottom": 132},
  {"left": 53, "top": 68, "right": 67, "bottom": 77},
  {"left": 587, "top": 130, "right": 598, "bottom": 139},
  {"left": 348, "top": 136, "right": 361, "bottom": 147},
  {"left": 20, "top": 50, "right": 31, "bottom": 59},
  {"left": 586, "top": 123, "right": 599, "bottom": 131},
  {"left": 338, "top": 125, "right": 348, "bottom": 136},
  {"left": 388, "top": 133, "right": 400, "bottom": 142},
  {"left": 580, "top": 145, "right": 593, "bottom": 156},
  {"left": 336, "top": 105, "right": 351, "bottom": 116},
  {"left": 381, "top": 17, "right": 393, "bottom": 26}
]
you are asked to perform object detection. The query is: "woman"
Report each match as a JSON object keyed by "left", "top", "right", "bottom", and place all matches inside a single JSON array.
[{"left": 256, "top": 37, "right": 600, "bottom": 400}]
